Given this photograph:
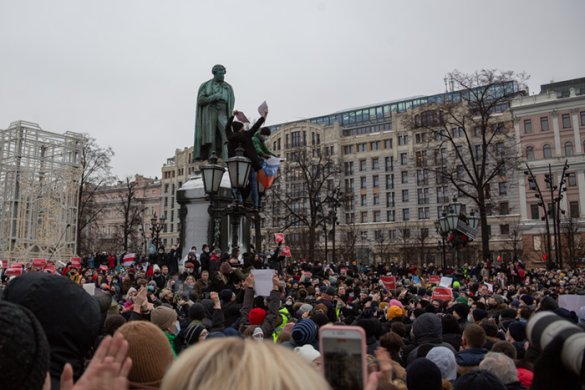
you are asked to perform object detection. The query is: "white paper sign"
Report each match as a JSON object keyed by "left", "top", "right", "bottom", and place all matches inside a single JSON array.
[
  {"left": 258, "top": 101, "right": 268, "bottom": 117},
  {"left": 251, "top": 269, "right": 274, "bottom": 297},
  {"left": 439, "top": 276, "right": 453, "bottom": 288},
  {"left": 558, "top": 295, "right": 585, "bottom": 313},
  {"left": 485, "top": 283, "right": 494, "bottom": 292},
  {"left": 83, "top": 283, "right": 96, "bottom": 296}
]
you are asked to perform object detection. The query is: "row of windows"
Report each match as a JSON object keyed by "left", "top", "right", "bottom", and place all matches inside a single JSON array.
[
  {"left": 529, "top": 201, "right": 580, "bottom": 219},
  {"left": 525, "top": 141, "right": 581, "bottom": 160},
  {"left": 523, "top": 112, "right": 585, "bottom": 134},
  {"left": 349, "top": 201, "right": 512, "bottom": 224},
  {"left": 343, "top": 139, "right": 393, "bottom": 155}
]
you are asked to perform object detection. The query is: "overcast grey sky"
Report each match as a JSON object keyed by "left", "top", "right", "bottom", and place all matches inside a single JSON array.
[{"left": 1, "top": 0, "right": 584, "bottom": 178}]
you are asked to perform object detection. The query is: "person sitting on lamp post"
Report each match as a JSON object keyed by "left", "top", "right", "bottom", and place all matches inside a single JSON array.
[
  {"left": 251, "top": 126, "right": 278, "bottom": 210},
  {"left": 225, "top": 110, "right": 267, "bottom": 206}
]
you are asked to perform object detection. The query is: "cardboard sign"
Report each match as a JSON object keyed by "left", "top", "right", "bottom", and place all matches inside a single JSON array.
[
  {"left": 483, "top": 282, "right": 494, "bottom": 292},
  {"left": 251, "top": 269, "right": 275, "bottom": 297},
  {"left": 274, "top": 233, "right": 285, "bottom": 243},
  {"left": 99, "top": 264, "right": 109, "bottom": 272},
  {"left": 4, "top": 266, "right": 23, "bottom": 277},
  {"left": 380, "top": 276, "right": 397, "bottom": 290},
  {"left": 432, "top": 287, "right": 453, "bottom": 301},
  {"left": 439, "top": 276, "right": 453, "bottom": 288},
  {"left": 32, "top": 258, "right": 47, "bottom": 268},
  {"left": 70, "top": 257, "right": 82, "bottom": 268},
  {"left": 279, "top": 246, "right": 291, "bottom": 257},
  {"left": 429, "top": 275, "right": 441, "bottom": 285},
  {"left": 558, "top": 295, "right": 585, "bottom": 313},
  {"left": 83, "top": 283, "right": 96, "bottom": 296}
]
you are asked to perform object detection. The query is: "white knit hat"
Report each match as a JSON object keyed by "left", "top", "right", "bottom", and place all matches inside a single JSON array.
[{"left": 294, "top": 344, "right": 320, "bottom": 364}]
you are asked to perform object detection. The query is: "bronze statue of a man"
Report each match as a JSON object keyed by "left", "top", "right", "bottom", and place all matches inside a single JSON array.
[{"left": 193, "top": 64, "right": 235, "bottom": 161}]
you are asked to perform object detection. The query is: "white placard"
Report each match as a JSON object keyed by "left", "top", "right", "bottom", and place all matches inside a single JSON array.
[
  {"left": 251, "top": 269, "right": 274, "bottom": 297},
  {"left": 558, "top": 295, "right": 585, "bottom": 313},
  {"left": 439, "top": 276, "right": 453, "bottom": 288},
  {"left": 83, "top": 283, "right": 96, "bottom": 296}
]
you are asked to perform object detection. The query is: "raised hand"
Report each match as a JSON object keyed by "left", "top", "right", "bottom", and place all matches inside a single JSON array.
[{"left": 60, "top": 333, "right": 132, "bottom": 390}]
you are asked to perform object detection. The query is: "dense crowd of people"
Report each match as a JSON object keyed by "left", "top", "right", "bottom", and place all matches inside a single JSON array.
[{"left": 1, "top": 246, "right": 585, "bottom": 389}]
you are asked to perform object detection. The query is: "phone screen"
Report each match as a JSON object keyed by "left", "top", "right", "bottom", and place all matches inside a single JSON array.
[{"left": 321, "top": 328, "right": 365, "bottom": 390}]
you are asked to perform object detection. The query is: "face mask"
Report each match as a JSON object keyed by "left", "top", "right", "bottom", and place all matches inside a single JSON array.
[
  {"left": 467, "top": 314, "right": 473, "bottom": 322},
  {"left": 186, "top": 269, "right": 193, "bottom": 274},
  {"left": 147, "top": 285, "right": 155, "bottom": 292},
  {"left": 174, "top": 322, "right": 181, "bottom": 335}
]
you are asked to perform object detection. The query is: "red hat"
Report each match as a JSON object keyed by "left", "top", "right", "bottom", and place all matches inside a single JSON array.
[{"left": 249, "top": 308, "right": 266, "bottom": 325}]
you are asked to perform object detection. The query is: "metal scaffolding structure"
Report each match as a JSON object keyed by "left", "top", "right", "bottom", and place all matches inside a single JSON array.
[{"left": 0, "top": 121, "right": 84, "bottom": 262}]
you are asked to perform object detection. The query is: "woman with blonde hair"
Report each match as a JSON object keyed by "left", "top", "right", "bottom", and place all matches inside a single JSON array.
[{"left": 161, "top": 338, "right": 331, "bottom": 390}]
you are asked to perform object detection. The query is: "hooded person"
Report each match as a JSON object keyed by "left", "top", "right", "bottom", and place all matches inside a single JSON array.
[
  {"left": 2, "top": 272, "right": 102, "bottom": 389},
  {"left": 0, "top": 300, "right": 51, "bottom": 390},
  {"left": 406, "top": 358, "right": 443, "bottom": 390},
  {"left": 406, "top": 312, "right": 455, "bottom": 365}
]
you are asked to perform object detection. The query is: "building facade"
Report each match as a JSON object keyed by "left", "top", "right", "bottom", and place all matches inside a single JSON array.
[
  {"left": 0, "top": 121, "right": 83, "bottom": 262},
  {"left": 264, "top": 84, "right": 523, "bottom": 265},
  {"left": 86, "top": 175, "right": 161, "bottom": 256},
  {"left": 512, "top": 78, "right": 585, "bottom": 267},
  {"left": 160, "top": 147, "right": 200, "bottom": 249}
]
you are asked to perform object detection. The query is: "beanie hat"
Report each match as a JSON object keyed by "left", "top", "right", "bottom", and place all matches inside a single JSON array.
[
  {"left": 294, "top": 344, "right": 321, "bottom": 364},
  {"left": 184, "top": 324, "right": 206, "bottom": 346},
  {"left": 219, "top": 289, "right": 233, "bottom": 303},
  {"left": 426, "top": 346, "right": 457, "bottom": 381},
  {"left": 249, "top": 308, "right": 266, "bottom": 325},
  {"left": 115, "top": 321, "right": 174, "bottom": 387},
  {"left": 150, "top": 305, "right": 177, "bottom": 331},
  {"left": 452, "top": 280, "right": 461, "bottom": 289},
  {"left": 507, "top": 321, "right": 526, "bottom": 342},
  {"left": 325, "top": 286, "right": 336, "bottom": 296},
  {"left": 517, "top": 367, "right": 534, "bottom": 389},
  {"left": 451, "top": 303, "right": 470, "bottom": 319},
  {"left": 189, "top": 303, "right": 206, "bottom": 321},
  {"left": 310, "top": 312, "right": 329, "bottom": 328},
  {"left": 520, "top": 294, "right": 534, "bottom": 306},
  {"left": 456, "top": 296, "right": 469, "bottom": 305},
  {"left": 454, "top": 369, "right": 506, "bottom": 390},
  {"left": 387, "top": 305, "right": 404, "bottom": 320},
  {"left": 406, "top": 358, "right": 442, "bottom": 390},
  {"left": 473, "top": 308, "right": 488, "bottom": 322},
  {"left": 298, "top": 303, "right": 313, "bottom": 316},
  {"left": 291, "top": 319, "right": 318, "bottom": 346},
  {"left": 0, "top": 301, "right": 50, "bottom": 390},
  {"left": 103, "top": 314, "right": 127, "bottom": 336},
  {"left": 389, "top": 299, "right": 404, "bottom": 308}
]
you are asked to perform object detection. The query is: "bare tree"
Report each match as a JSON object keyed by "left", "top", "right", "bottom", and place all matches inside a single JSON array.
[
  {"left": 270, "top": 150, "right": 341, "bottom": 262},
  {"left": 404, "top": 69, "right": 527, "bottom": 261},
  {"left": 338, "top": 221, "right": 358, "bottom": 263},
  {"left": 561, "top": 217, "right": 585, "bottom": 269},
  {"left": 115, "top": 177, "right": 145, "bottom": 252},
  {"left": 504, "top": 223, "right": 524, "bottom": 262},
  {"left": 77, "top": 135, "right": 114, "bottom": 255},
  {"left": 396, "top": 223, "right": 417, "bottom": 267},
  {"left": 373, "top": 230, "right": 394, "bottom": 264}
]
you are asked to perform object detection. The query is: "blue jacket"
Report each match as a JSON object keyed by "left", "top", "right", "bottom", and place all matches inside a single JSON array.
[{"left": 456, "top": 348, "right": 487, "bottom": 366}]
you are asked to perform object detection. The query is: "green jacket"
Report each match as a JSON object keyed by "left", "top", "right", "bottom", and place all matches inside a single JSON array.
[
  {"left": 252, "top": 133, "right": 276, "bottom": 159},
  {"left": 164, "top": 331, "right": 177, "bottom": 357}
]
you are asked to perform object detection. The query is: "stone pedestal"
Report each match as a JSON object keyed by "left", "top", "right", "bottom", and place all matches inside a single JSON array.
[{"left": 177, "top": 173, "right": 251, "bottom": 259}]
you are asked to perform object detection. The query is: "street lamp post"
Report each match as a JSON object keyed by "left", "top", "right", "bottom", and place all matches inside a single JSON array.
[
  {"left": 200, "top": 148, "right": 254, "bottom": 252},
  {"left": 150, "top": 212, "right": 166, "bottom": 262},
  {"left": 324, "top": 187, "right": 343, "bottom": 263},
  {"left": 524, "top": 161, "right": 569, "bottom": 269},
  {"left": 436, "top": 197, "right": 479, "bottom": 267}
]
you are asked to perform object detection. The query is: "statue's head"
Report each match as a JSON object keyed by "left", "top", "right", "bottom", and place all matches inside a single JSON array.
[{"left": 212, "top": 64, "right": 226, "bottom": 82}]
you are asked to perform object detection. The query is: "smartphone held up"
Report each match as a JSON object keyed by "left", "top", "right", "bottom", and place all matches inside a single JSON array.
[{"left": 319, "top": 325, "right": 367, "bottom": 390}]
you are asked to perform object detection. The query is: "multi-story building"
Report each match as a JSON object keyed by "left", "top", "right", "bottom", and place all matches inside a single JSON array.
[
  {"left": 512, "top": 78, "right": 585, "bottom": 267},
  {"left": 0, "top": 121, "right": 84, "bottom": 262},
  {"left": 160, "top": 147, "right": 199, "bottom": 249},
  {"left": 86, "top": 175, "right": 161, "bottom": 255},
  {"left": 265, "top": 84, "right": 523, "bottom": 265}
]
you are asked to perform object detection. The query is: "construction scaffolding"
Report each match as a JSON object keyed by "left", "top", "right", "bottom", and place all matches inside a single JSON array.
[{"left": 0, "top": 121, "right": 84, "bottom": 262}]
